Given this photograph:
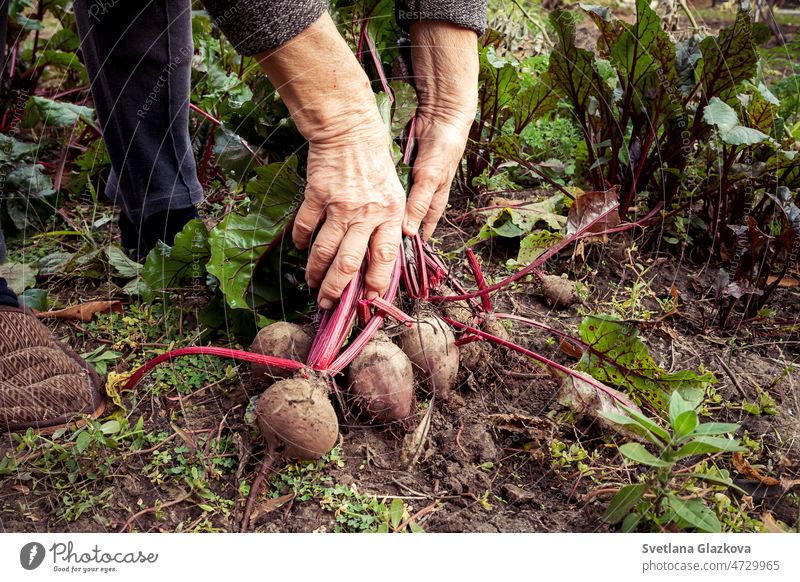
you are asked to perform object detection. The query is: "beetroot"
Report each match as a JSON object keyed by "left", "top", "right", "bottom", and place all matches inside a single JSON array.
[
  {"left": 346, "top": 335, "right": 415, "bottom": 423},
  {"left": 255, "top": 377, "right": 338, "bottom": 460},
  {"left": 540, "top": 274, "right": 580, "bottom": 309},
  {"left": 250, "top": 322, "right": 313, "bottom": 380},
  {"left": 397, "top": 315, "right": 459, "bottom": 395}
]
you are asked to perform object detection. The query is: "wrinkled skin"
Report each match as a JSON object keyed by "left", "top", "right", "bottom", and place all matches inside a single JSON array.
[{"left": 257, "top": 14, "right": 478, "bottom": 308}]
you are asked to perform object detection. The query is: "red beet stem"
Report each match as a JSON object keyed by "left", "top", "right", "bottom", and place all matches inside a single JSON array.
[
  {"left": 429, "top": 204, "right": 619, "bottom": 303},
  {"left": 327, "top": 255, "right": 402, "bottom": 375},
  {"left": 123, "top": 347, "right": 304, "bottom": 390},
  {"left": 441, "top": 317, "right": 635, "bottom": 406},
  {"left": 465, "top": 247, "right": 492, "bottom": 312}
]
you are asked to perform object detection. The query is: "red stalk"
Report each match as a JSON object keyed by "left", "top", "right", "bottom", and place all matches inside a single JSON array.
[
  {"left": 494, "top": 313, "right": 587, "bottom": 348},
  {"left": 414, "top": 235, "right": 429, "bottom": 299},
  {"left": 357, "top": 300, "right": 372, "bottom": 327},
  {"left": 306, "top": 267, "right": 365, "bottom": 370},
  {"left": 364, "top": 31, "right": 393, "bottom": 102},
  {"left": 362, "top": 296, "right": 413, "bottom": 324},
  {"left": 327, "top": 256, "right": 402, "bottom": 375},
  {"left": 441, "top": 318, "right": 634, "bottom": 406},
  {"left": 465, "top": 248, "right": 492, "bottom": 312},
  {"left": 429, "top": 203, "right": 619, "bottom": 303},
  {"left": 197, "top": 128, "right": 217, "bottom": 184},
  {"left": 421, "top": 243, "right": 482, "bottom": 310},
  {"left": 189, "top": 103, "right": 221, "bottom": 126},
  {"left": 403, "top": 115, "right": 418, "bottom": 165},
  {"left": 401, "top": 237, "right": 420, "bottom": 298},
  {"left": 123, "top": 347, "right": 304, "bottom": 390}
]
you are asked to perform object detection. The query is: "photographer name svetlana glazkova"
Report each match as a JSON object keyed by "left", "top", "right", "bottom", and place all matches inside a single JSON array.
[{"left": 49, "top": 542, "right": 158, "bottom": 565}]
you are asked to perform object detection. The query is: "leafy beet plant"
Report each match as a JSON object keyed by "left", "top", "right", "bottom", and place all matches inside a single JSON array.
[{"left": 464, "top": 2, "right": 799, "bottom": 325}]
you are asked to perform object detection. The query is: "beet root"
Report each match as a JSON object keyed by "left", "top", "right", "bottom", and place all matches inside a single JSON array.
[
  {"left": 397, "top": 315, "right": 459, "bottom": 395},
  {"left": 249, "top": 322, "right": 313, "bottom": 379},
  {"left": 540, "top": 274, "right": 580, "bottom": 309},
  {"left": 255, "top": 378, "right": 339, "bottom": 460},
  {"left": 346, "top": 336, "right": 415, "bottom": 423}
]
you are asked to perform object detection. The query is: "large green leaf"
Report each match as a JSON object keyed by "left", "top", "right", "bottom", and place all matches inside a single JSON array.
[
  {"left": 745, "top": 83, "right": 780, "bottom": 134},
  {"left": 0, "top": 262, "right": 38, "bottom": 294},
  {"left": 666, "top": 495, "right": 721, "bottom": 533},
  {"left": 479, "top": 47, "right": 520, "bottom": 121},
  {"left": 577, "top": 314, "right": 715, "bottom": 411},
  {"left": 602, "top": 483, "right": 647, "bottom": 524},
  {"left": 207, "top": 158, "right": 302, "bottom": 310},
  {"left": 702, "top": 97, "right": 769, "bottom": 145},
  {"left": 699, "top": 10, "right": 757, "bottom": 102},
  {"left": 512, "top": 73, "right": 559, "bottom": 131},
  {"left": 548, "top": 9, "right": 601, "bottom": 115},
  {"left": 141, "top": 220, "right": 211, "bottom": 296},
  {"left": 581, "top": 4, "right": 626, "bottom": 58},
  {"left": 619, "top": 443, "right": 671, "bottom": 468},
  {"left": 467, "top": 193, "right": 566, "bottom": 247},
  {"left": 22, "top": 96, "right": 94, "bottom": 128},
  {"left": 610, "top": 0, "right": 674, "bottom": 98}
]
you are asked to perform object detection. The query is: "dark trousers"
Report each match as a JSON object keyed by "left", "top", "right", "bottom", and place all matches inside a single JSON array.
[{"left": 1, "top": 0, "right": 202, "bottom": 265}]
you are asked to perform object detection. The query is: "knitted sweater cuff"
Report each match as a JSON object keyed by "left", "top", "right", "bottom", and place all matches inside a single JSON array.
[
  {"left": 395, "top": 1, "right": 487, "bottom": 35},
  {"left": 203, "top": 0, "right": 328, "bottom": 56}
]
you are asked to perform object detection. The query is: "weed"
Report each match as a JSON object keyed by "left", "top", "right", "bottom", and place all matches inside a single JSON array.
[{"left": 601, "top": 391, "right": 747, "bottom": 532}]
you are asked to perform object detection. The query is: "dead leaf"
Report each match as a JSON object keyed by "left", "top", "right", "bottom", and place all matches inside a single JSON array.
[
  {"left": 565, "top": 187, "right": 621, "bottom": 240},
  {"left": 249, "top": 493, "right": 295, "bottom": 526},
  {"left": 557, "top": 370, "right": 647, "bottom": 442},
  {"left": 170, "top": 422, "right": 197, "bottom": 454},
  {"left": 766, "top": 275, "right": 800, "bottom": 288},
  {"left": 36, "top": 300, "right": 124, "bottom": 322},
  {"left": 485, "top": 413, "right": 554, "bottom": 439},
  {"left": 761, "top": 512, "right": 791, "bottom": 533},
  {"left": 732, "top": 452, "right": 780, "bottom": 486},
  {"left": 779, "top": 476, "right": 800, "bottom": 492},
  {"left": 559, "top": 338, "right": 584, "bottom": 359},
  {"left": 400, "top": 404, "right": 432, "bottom": 468}
]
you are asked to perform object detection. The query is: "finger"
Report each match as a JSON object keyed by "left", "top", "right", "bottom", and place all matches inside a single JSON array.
[
  {"left": 364, "top": 222, "right": 402, "bottom": 299},
  {"left": 292, "top": 193, "right": 325, "bottom": 250},
  {"left": 403, "top": 167, "right": 439, "bottom": 236},
  {"left": 317, "top": 224, "right": 372, "bottom": 309},
  {"left": 421, "top": 183, "right": 451, "bottom": 240},
  {"left": 306, "top": 218, "right": 347, "bottom": 289}
]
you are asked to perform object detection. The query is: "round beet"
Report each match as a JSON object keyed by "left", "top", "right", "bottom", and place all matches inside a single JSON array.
[
  {"left": 540, "top": 274, "right": 580, "bottom": 309},
  {"left": 250, "top": 322, "right": 312, "bottom": 379},
  {"left": 397, "top": 315, "right": 459, "bottom": 395},
  {"left": 255, "top": 378, "right": 339, "bottom": 460},
  {"left": 346, "top": 337, "right": 415, "bottom": 423}
]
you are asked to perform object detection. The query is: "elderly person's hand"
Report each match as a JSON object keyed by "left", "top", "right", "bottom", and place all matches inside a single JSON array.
[
  {"left": 403, "top": 21, "right": 479, "bottom": 240},
  {"left": 256, "top": 14, "right": 405, "bottom": 308},
  {"left": 257, "top": 13, "right": 478, "bottom": 308}
]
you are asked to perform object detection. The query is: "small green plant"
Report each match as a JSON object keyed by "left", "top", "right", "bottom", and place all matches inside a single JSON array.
[
  {"left": 268, "top": 448, "right": 424, "bottom": 533},
  {"left": 601, "top": 391, "right": 747, "bottom": 532},
  {"left": 550, "top": 439, "right": 598, "bottom": 479}
]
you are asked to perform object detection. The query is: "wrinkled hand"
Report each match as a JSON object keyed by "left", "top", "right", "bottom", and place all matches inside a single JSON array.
[
  {"left": 293, "top": 123, "right": 405, "bottom": 309},
  {"left": 402, "top": 21, "right": 479, "bottom": 240},
  {"left": 403, "top": 107, "right": 474, "bottom": 239},
  {"left": 256, "top": 13, "right": 405, "bottom": 307}
]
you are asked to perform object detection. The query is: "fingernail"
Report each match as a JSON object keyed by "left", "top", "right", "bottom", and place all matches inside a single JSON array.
[
  {"left": 319, "top": 298, "right": 334, "bottom": 310},
  {"left": 405, "top": 220, "right": 419, "bottom": 234},
  {"left": 365, "top": 290, "right": 378, "bottom": 301}
]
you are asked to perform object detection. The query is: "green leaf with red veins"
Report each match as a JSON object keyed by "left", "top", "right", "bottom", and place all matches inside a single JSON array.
[{"left": 699, "top": 10, "right": 757, "bottom": 103}]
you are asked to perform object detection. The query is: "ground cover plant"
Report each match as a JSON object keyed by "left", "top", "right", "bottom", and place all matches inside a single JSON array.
[{"left": 1, "top": 0, "right": 799, "bottom": 533}]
